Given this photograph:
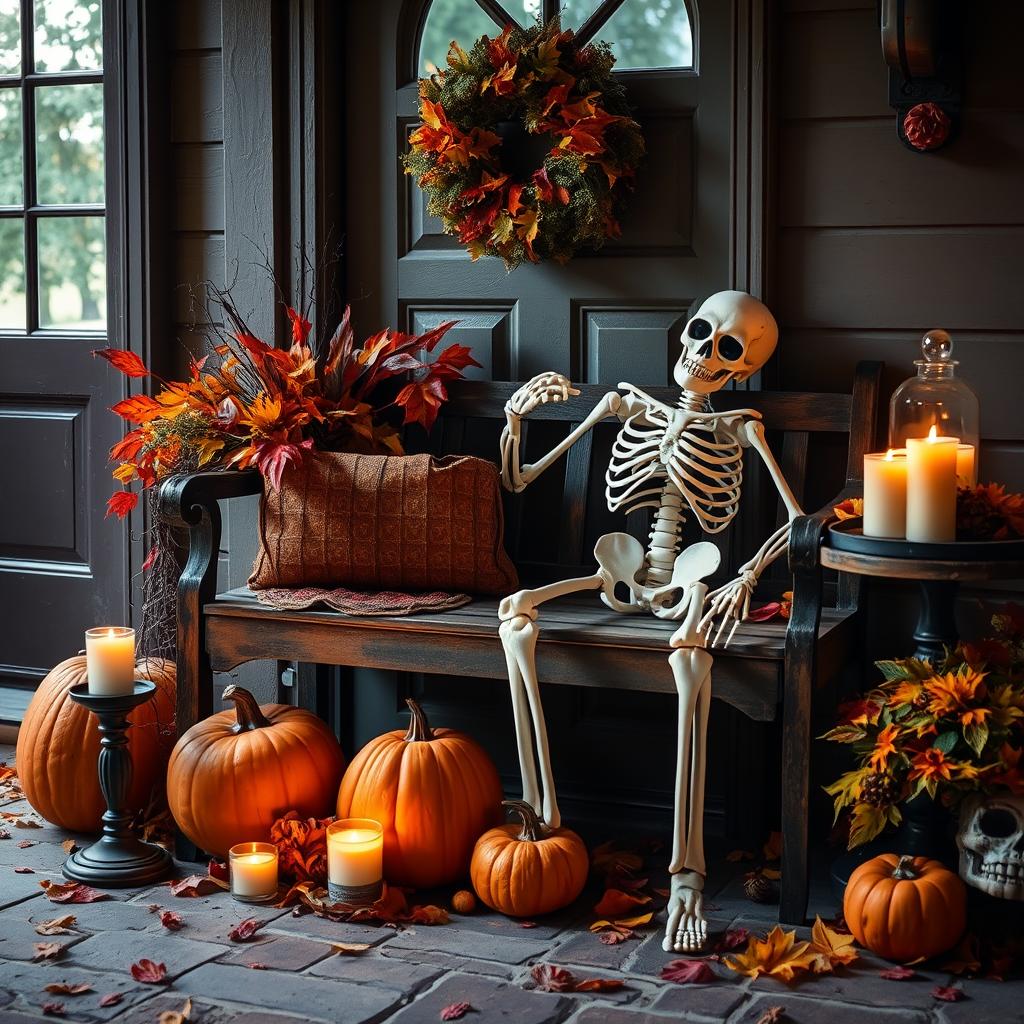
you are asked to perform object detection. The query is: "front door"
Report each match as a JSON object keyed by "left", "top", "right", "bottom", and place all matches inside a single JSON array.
[{"left": 344, "top": 0, "right": 765, "bottom": 826}]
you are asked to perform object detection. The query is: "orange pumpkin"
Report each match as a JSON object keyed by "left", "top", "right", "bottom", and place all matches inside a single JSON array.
[
  {"left": 844, "top": 853, "right": 966, "bottom": 962},
  {"left": 336, "top": 698, "right": 502, "bottom": 888},
  {"left": 167, "top": 685, "right": 345, "bottom": 857},
  {"left": 17, "top": 655, "right": 176, "bottom": 833},
  {"left": 470, "top": 800, "right": 588, "bottom": 917}
]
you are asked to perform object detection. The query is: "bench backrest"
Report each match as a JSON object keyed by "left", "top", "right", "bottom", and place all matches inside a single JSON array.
[{"left": 424, "top": 365, "right": 881, "bottom": 587}]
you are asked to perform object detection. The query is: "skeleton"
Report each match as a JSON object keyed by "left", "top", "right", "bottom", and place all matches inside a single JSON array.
[
  {"left": 497, "top": 291, "right": 803, "bottom": 952},
  {"left": 956, "top": 792, "right": 1024, "bottom": 900}
]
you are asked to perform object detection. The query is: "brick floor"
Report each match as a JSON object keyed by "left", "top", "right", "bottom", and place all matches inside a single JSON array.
[{"left": 0, "top": 741, "right": 1020, "bottom": 1023}]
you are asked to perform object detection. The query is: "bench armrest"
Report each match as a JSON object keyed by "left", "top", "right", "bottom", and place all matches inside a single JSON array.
[
  {"left": 789, "top": 484, "right": 861, "bottom": 573},
  {"left": 159, "top": 469, "right": 262, "bottom": 529}
]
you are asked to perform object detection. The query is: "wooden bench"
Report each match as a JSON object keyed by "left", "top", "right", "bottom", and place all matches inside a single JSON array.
[{"left": 161, "top": 363, "right": 881, "bottom": 923}]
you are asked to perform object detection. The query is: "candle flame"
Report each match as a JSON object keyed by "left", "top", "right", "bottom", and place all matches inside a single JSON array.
[
  {"left": 927, "top": 425, "right": 939, "bottom": 442},
  {"left": 107, "top": 628, "right": 116, "bottom": 638},
  {"left": 885, "top": 448, "right": 895, "bottom": 461}
]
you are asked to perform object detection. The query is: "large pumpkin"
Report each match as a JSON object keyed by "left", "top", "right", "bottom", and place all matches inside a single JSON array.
[
  {"left": 336, "top": 698, "right": 502, "bottom": 888},
  {"left": 167, "top": 685, "right": 345, "bottom": 857},
  {"left": 844, "top": 853, "right": 966, "bottom": 962},
  {"left": 17, "top": 655, "right": 176, "bottom": 833},
  {"left": 471, "top": 800, "right": 588, "bottom": 917}
]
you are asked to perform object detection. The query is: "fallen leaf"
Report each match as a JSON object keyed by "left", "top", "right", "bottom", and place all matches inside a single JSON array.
[
  {"left": 228, "top": 917, "right": 266, "bottom": 942},
  {"left": 660, "top": 959, "right": 715, "bottom": 984},
  {"left": 880, "top": 966, "right": 916, "bottom": 980},
  {"left": 41, "top": 1002, "right": 65, "bottom": 1016},
  {"left": 440, "top": 1004, "right": 473, "bottom": 1022},
  {"left": 530, "top": 964, "right": 576, "bottom": 992},
  {"left": 761, "top": 868, "right": 782, "bottom": 881},
  {"left": 17, "top": 840, "right": 35, "bottom": 849},
  {"left": 148, "top": 904, "right": 162, "bottom": 913},
  {"left": 574, "top": 978, "right": 625, "bottom": 992},
  {"left": 35, "top": 915, "right": 77, "bottom": 935},
  {"left": 755, "top": 1007, "right": 786, "bottom": 1024},
  {"left": 808, "top": 915, "right": 859, "bottom": 972},
  {"left": 15, "top": 818, "right": 43, "bottom": 829},
  {"left": 726, "top": 848, "right": 754, "bottom": 862},
  {"left": 0, "top": 828, "right": 8, "bottom": 840},
  {"left": 61, "top": 840, "right": 79, "bottom": 855},
  {"left": 931, "top": 985, "right": 966, "bottom": 1002},
  {"left": 130, "top": 958, "right": 167, "bottom": 984},
  {"left": 276, "top": 881, "right": 448, "bottom": 926},
  {"left": 98, "top": 992, "right": 124, "bottom": 1007},
  {"left": 158, "top": 997, "right": 192, "bottom": 1024},
  {"left": 39, "top": 880, "right": 109, "bottom": 904},
  {"left": 169, "top": 874, "right": 228, "bottom": 898},
  {"left": 247, "top": 962, "right": 269, "bottom": 970},
  {"left": 942, "top": 934, "right": 981, "bottom": 976},
  {"left": 14, "top": 866, "right": 34, "bottom": 873},
  {"left": 33, "top": 942, "right": 64, "bottom": 961},
  {"left": 519, "top": 920, "right": 537, "bottom": 929},
  {"left": 208, "top": 858, "right": 230, "bottom": 883},
  {"left": 43, "top": 984, "right": 92, "bottom": 995},
  {"left": 715, "top": 928, "right": 750, "bottom": 953},
  {"left": 726, "top": 926, "right": 819, "bottom": 982},
  {"left": 160, "top": 910, "right": 184, "bottom": 931},
  {"left": 333, "top": 942, "right": 371, "bottom": 956},
  {"left": 597, "top": 929, "right": 633, "bottom": 945},
  {"left": 592, "top": 888, "right": 651, "bottom": 918}
]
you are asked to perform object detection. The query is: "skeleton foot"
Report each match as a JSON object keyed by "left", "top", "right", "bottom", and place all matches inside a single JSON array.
[{"left": 662, "top": 871, "right": 707, "bottom": 953}]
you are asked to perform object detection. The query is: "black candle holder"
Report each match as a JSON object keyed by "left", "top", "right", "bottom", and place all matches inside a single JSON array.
[{"left": 63, "top": 681, "right": 173, "bottom": 887}]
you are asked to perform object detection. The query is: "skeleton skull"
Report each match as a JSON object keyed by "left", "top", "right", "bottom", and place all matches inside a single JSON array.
[
  {"left": 674, "top": 291, "right": 779, "bottom": 395},
  {"left": 956, "top": 792, "right": 1024, "bottom": 900}
]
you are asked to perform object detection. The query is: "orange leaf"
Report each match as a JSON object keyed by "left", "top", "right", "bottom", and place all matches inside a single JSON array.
[
  {"left": 110, "top": 394, "right": 163, "bottom": 424},
  {"left": 93, "top": 348, "right": 150, "bottom": 378},
  {"left": 592, "top": 888, "right": 651, "bottom": 918},
  {"left": 726, "top": 925, "right": 819, "bottom": 982},
  {"left": 808, "top": 915, "right": 859, "bottom": 973}
]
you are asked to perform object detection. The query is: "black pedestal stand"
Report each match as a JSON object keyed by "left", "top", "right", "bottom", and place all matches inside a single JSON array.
[{"left": 63, "top": 681, "right": 173, "bottom": 887}]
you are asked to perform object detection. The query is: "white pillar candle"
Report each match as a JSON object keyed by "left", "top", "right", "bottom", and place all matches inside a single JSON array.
[
  {"left": 906, "top": 427, "right": 959, "bottom": 543},
  {"left": 955, "top": 443, "right": 976, "bottom": 487},
  {"left": 84, "top": 627, "right": 136, "bottom": 695},
  {"left": 229, "top": 842, "right": 279, "bottom": 901},
  {"left": 863, "top": 449, "right": 908, "bottom": 538},
  {"left": 327, "top": 818, "right": 383, "bottom": 904}
]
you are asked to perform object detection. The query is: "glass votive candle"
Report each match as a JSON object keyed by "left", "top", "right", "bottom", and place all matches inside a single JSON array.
[
  {"left": 327, "top": 818, "right": 383, "bottom": 905},
  {"left": 84, "top": 627, "right": 136, "bottom": 695},
  {"left": 229, "top": 842, "right": 279, "bottom": 903}
]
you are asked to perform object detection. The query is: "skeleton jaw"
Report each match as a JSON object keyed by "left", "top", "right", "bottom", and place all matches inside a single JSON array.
[{"left": 675, "top": 357, "right": 736, "bottom": 395}]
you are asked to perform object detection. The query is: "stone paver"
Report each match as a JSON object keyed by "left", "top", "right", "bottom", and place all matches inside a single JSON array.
[
  {"left": 0, "top": 914, "right": 88, "bottom": 961},
  {"left": 750, "top": 961, "right": 943, "bottom": 1010},
  {"left": 384, "top": 974, "right": 569, "bottom": 1024},
  {"left": 174, "top": 963, "right": 402, "bottom": 1023},
  {"left": 734, "top": 994, "right": 932, "bottom": 1023},
  {"left": 219, "top": 934, "right": 336, "bottom": 971},
  {"left": 0, "top": 870, "right": 45, "bottom": 912},
  {"left": 0, "top": 960, "right": 151, "bottom": 1020},
  {"left": 386, "top": 923, "right": 552, "bottom": 964},
  {"left": 68, "top": 928, "right": 223, "bottom": 980},
  {"left": 308, "top": 953, "right": 442, "bottom": 993},
  {"left": 379, "top": 945, "right": 517, "bottom": 980},
  {"left": 31, "top": 898, "right": 157, "bottom": 934},
  {"left": 650, "top": 982, "right": 749, "bottom": 1020},
  {"left": 113, "top": 994, "right": 302, "bottom": 1024},
  {"left": 265, "top": 909, "right": 395, "bottom": 947},
  {"left": 133, "top": 891, "right": 290, "bottom": 946}
]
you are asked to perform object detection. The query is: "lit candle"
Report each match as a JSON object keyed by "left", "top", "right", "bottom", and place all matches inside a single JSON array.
[
  {"left": 229, "top": 842, "right": 278, "bottom": 902},
  {"left": 863, "top": 449, "right": 908, "bottom": 538},
  {"left": 955, "top": 443, "right": 976, "bottom": 487},
  {"left": 84, "top": 627, "right": 136, "bottom": 696},
  {"left": 327, "top": 818, "right": 383, "bottom": 905},
  {"left": 906, "top": 426, "right": 959, "bottom": 543}
]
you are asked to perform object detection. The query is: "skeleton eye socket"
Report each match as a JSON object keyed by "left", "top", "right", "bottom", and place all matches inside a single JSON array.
[
  {"left": 688, "top": 318, "right": 712, "bottom": 340},
  {"left": 718, "top": 335, "right": 743, "bottom": 361},
  {"left": 979, "top": 808, "right": 1018, "bottom": 838}
]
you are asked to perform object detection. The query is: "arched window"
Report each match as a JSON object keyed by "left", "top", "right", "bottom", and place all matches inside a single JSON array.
[{"left": 418, "top": 0, "right": 693, "bottom": 78}]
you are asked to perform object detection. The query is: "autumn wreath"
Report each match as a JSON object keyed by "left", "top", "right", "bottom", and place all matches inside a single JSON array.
[{"left": 404, "top": 18, "right": 645, "bottom": 270}]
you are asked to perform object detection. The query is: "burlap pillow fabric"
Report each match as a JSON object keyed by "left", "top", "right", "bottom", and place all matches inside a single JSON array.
[{"left": 249, "top": 452, "right": 518, "bottom": 596}]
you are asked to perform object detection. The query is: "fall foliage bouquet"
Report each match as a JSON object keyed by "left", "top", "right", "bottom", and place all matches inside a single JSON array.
[
  {"left": 823, "top": 605, "right": 1024, "bottom": 848},
  {"left": 404, "top": 17, "right": 644, "bottom": 269},
  {"left": 97, "top": 296, "right": 478, "bottom": 520}
]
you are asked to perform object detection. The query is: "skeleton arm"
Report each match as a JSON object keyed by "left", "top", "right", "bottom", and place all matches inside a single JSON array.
[{"left": 500, "top": 372, "right": 621, "bottom": 492}]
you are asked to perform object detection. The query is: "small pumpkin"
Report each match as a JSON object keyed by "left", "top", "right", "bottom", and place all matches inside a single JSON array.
[
  {"left": 167, "top": 685, "right": 345, "bottom": 857},
  {"left": 17, "top": 655, "right": 176, "bottom": 833},
  {"left": 470, "top": 799, "right": 588, "bottom": 918},
  {"left": 844, "top": 853, "right": 966, "bottom": 962},
  {"left": 336, "top": 698, "right": 502, "bottom": 888}
]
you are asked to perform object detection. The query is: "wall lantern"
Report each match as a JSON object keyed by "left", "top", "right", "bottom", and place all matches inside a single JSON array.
[{"left": 880, "top": 0, "right": 962, "bottom": 152}]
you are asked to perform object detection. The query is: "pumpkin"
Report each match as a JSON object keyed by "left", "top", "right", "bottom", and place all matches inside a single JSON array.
[
  {"left": 336, "top": 698, "right": 502, "bottom": 888},
  {"left": 167, "top": 685, "right": 345, "bottom": 857},
  {"left": 16, "top": 655, "right": 176, "bottom": 833},
  {"left": 844, "top": 853, "right": 966, "bottom": 962},
  {"left": 470, "top": 799, "right": 588, "bottom": 917}
]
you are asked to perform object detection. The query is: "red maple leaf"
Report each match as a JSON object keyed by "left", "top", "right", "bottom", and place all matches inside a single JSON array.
[
  {"left": 141, "top": 544, "right": 160, "bottom": 572},
  {"left": 880, "top": 966, "right": 916, "bottom": 980},
  {"left": 931, "top": 985, "right": 965, "bottom": 1002},
  {"left": 105, "top": 491, "right": 139, "bottom": 520},
  {"left": 286, "top": 306, "right": 312, "bottom": 348},
  {"left": 250, "top": 437, "right": 314, "bottom": 492},
  {"left": 130, "top": 959, "right": 167, "bottom": 984},
  {"left": 93, "top": 348, "right": 150, "bottom": 378},
  {"left": 440, "top": 1004, "right": 473, "bottom": 1022},
  {"left": 530, "top": 964, "right": 577, "bottom": 992},
  {"left": 159, "top": 910, "right": 184, "bottom": 931},
  {"left": 39, "top": 881, "right": 110, "bottom": 904},
  {"left": 228, "top": 917, "right": 266, "bottom": 943},
  {"left": 98, "top": 993, "right": 123, "bottom": 1007},
  {"left": 110, "top": 428, "right": 147, "bottom": 462},
  {"left": 660, "top": 959, "right": 716, "bottom": 984},
  {"left": 169, "top": 874, "right": 228, "bottom": 897}
]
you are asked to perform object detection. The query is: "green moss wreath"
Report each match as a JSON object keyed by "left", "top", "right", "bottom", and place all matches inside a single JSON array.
[{"left": 404, "top": 18, "right": 645, "bottom": 271}]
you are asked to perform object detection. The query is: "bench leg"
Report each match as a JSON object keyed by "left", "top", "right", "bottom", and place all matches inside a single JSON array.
[{"left": 780, "top": 558, "right": 823, "bottom": 925}]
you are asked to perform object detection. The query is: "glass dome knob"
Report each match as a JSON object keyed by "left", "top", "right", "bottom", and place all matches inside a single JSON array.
[{"left": 921, "top": 328, "right": 953, "bottom": 363}]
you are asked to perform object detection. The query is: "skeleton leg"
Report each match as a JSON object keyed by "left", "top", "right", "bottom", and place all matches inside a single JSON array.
[
  {"left": 499, "top": 573, "right": 605, "bottom": 829},
  {"left": 663, "top": 644, "right": 713, "bottom": 953}
]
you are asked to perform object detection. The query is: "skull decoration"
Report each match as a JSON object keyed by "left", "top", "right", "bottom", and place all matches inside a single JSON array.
[
  {"left": 674, "top": 290, "right": 779, "bottom": 395},
  {"left": 956, "top": 792, "right": 1024, "bottom": 900}
]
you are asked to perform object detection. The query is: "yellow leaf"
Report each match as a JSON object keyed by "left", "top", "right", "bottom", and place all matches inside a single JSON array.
[
  {"left": 112, "top": 462, "right": 136, "bottom": 483},
  {"left": 196, "top": 437, "right": 225, "bottom": 467},
  {"left": 447, "top": 40, "right": 470, "bottom": 70},
  {"left": 847, "top": 803, "right": 889, "bottom": 849},
  {"left": 612, "top": 911, "right": 654, "bottom": 929},
  {"left": 726, "top": 926, "right": 819, "bottom": 983},
  {"left": 808, "top": 915, "right": 859, "bottom": 973},
  {"left": 513, "top": 207, "right": 539, "bottom": 245}
]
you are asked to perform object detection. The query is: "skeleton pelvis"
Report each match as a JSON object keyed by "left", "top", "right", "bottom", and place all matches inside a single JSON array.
[{"left": 594, "top": 533, "right": 721, "bottom": 618}]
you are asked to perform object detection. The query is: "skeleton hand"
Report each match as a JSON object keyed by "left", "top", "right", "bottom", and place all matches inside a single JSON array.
[
  {"left": 507, "top": 372, "right": 579, "bottom": 418},
  {"left": 699, "top": 568, "right": 758, "bottom": 648}
]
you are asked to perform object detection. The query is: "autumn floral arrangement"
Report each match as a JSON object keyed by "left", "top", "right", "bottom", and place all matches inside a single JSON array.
[
  {"left": 823, "top": 604, "right": 1024, "bottom": 848},
  {"left": 404, "top": 17, "right": 644, "bottom": 269},
  {"left": 97, "top": 295, "right": 477, "bottom": 519}
]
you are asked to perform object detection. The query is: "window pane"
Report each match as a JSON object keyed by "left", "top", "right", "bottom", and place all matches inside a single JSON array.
[
  {"left": 38, "top": 215, "right": 105, "bottom": 329},
  {"left": 0, "top": 217, "right": 25, "bottom": 329},
  {"left": 34, "top": 0, "right": 101, "bottom": 73},
  {"left": 35, "top": 83, "right": 104, "bottom": 205},
  {"left": 419, "top": 0, "right": 498, "bottom": 77},
  {"left": 505, "top": 0, "right": 601, "bottom": 28},
  {"left": 602, "top": 0, "right": 692, "bottom": 70},
  {"left": 0, "top": 0, "right": 20, "bottom": 76},
  {"left": 0, "top": 88, "right": 21, "bottom": 205}
]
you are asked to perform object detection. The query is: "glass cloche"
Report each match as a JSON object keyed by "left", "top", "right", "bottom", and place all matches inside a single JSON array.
[{"left": 889, "top": 330, "right": 979, "bottom": 483}]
